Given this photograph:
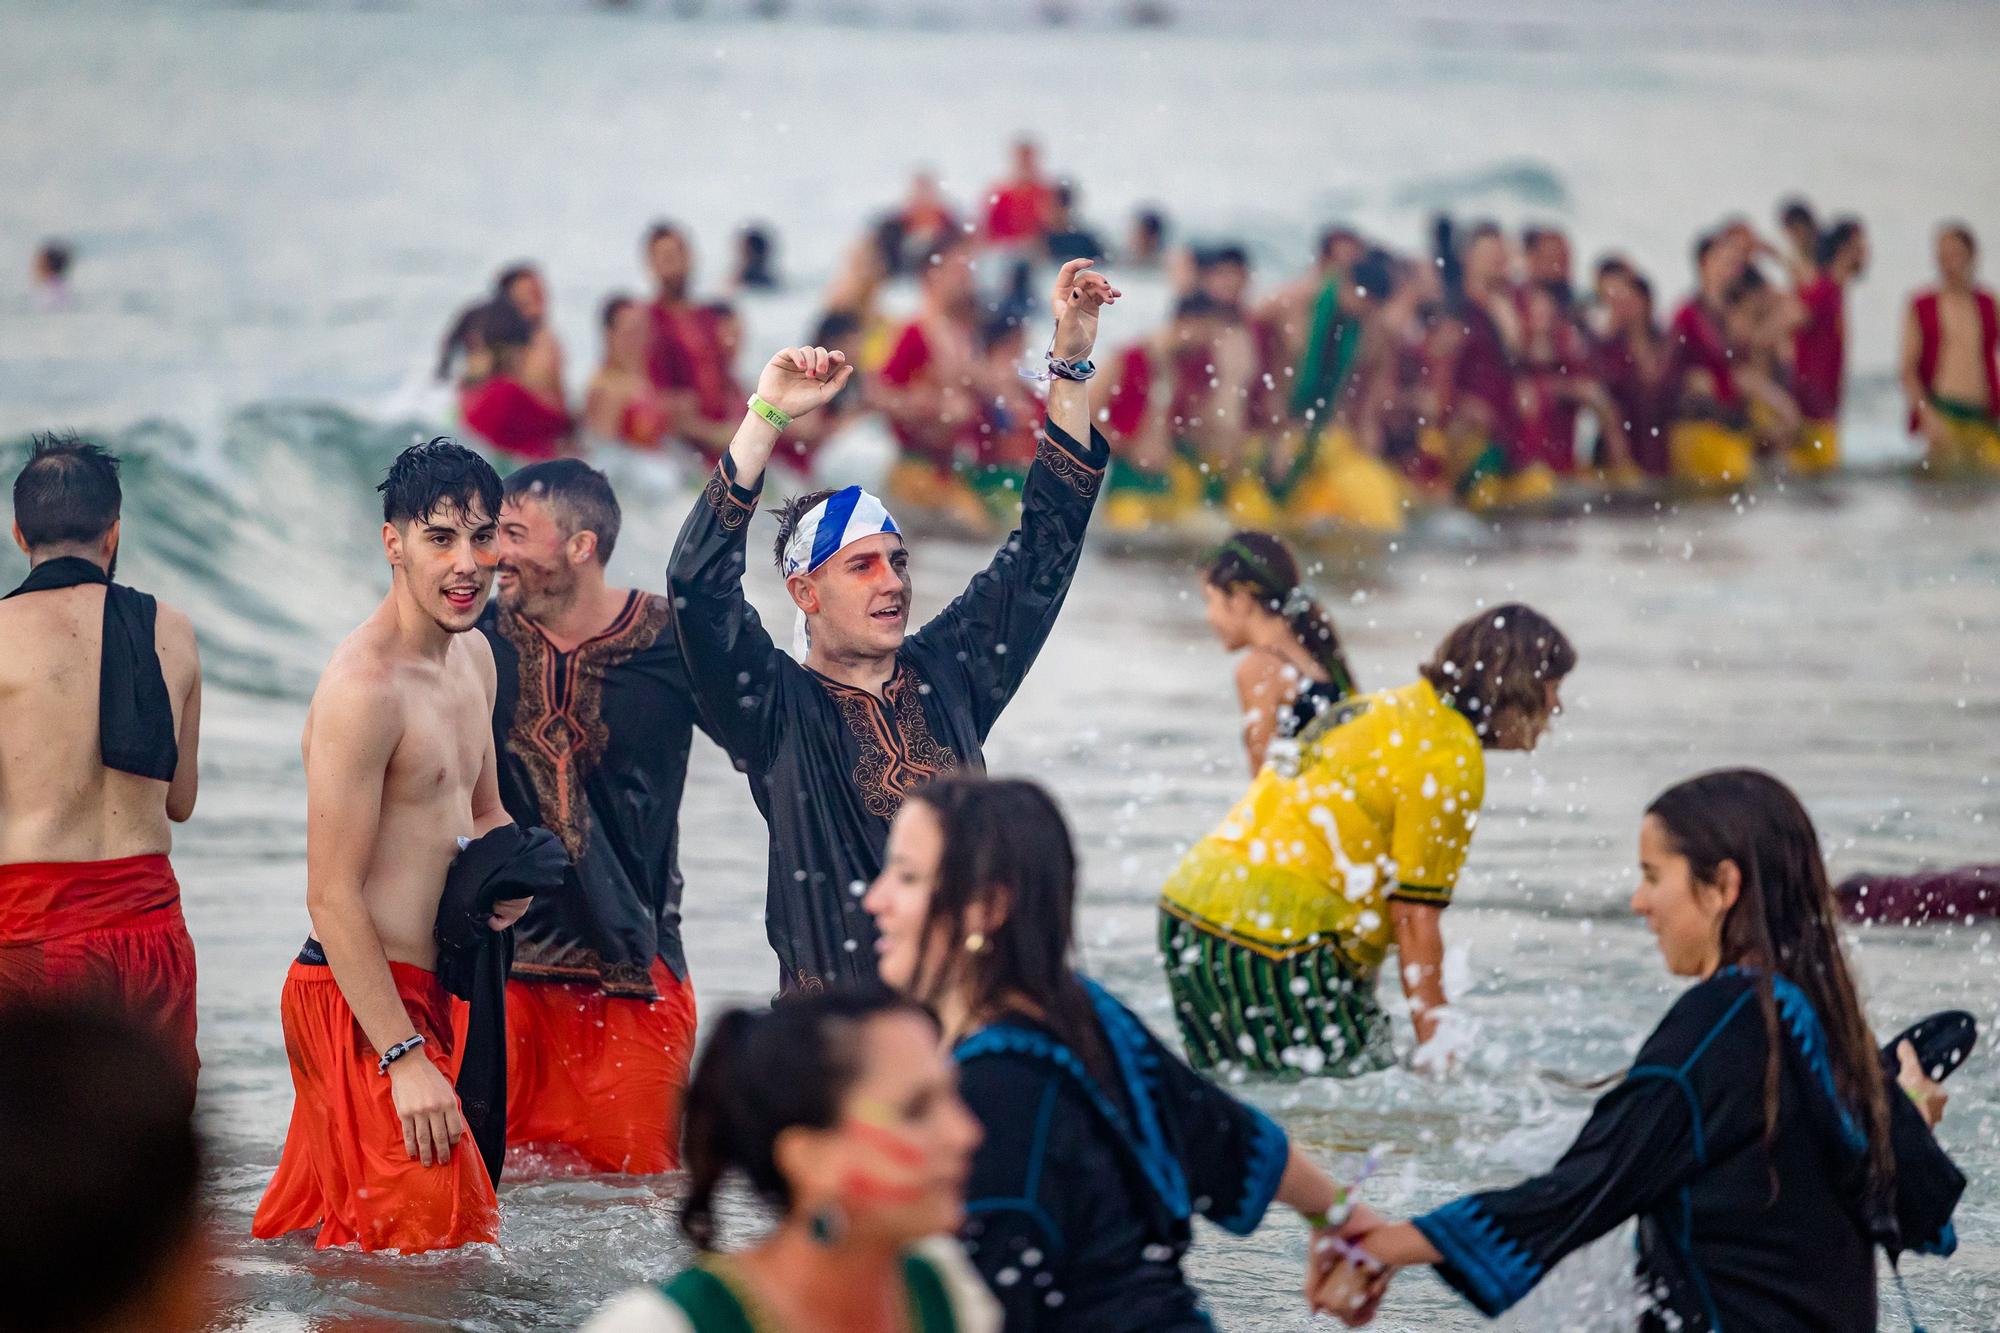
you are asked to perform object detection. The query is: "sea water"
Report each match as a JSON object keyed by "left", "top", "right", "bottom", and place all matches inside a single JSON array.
[{"left": 1, "top": 3, "right": 1997, "bottom": 1329}]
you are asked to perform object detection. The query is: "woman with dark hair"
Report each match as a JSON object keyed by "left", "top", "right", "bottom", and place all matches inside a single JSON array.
[
  {"left": 865, "top": 776, "right": 1354, "bottom": 1333},
  {"left": 1201, "top": 531, "right": 1356, "bottom": 774},
  {"left": 582, "top": 987, "right": 998, "bottom": 1333},
  {"left": 458, "top": 300, "right": 573, "bottom": 461},
  {"left": 1161, "top": 603, "right": 1575, "bottom": 1077},
  {"left": 1321, "top": 769, "right": 1963, "bottom": 1331}
]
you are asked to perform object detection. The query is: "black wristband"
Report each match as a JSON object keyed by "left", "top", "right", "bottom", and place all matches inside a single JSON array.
[{"left": 378, "top": 1033, "right": 426, "bottom": 1075}]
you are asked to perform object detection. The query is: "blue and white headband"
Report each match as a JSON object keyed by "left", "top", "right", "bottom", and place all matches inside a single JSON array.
[{"left": 782, "top": 486, "right": 901, "bottom": 656}]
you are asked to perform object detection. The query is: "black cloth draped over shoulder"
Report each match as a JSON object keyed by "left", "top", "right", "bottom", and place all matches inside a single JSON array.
[
  {"left": 5, "top": 556, "right": 178, "bottom": 782},
  {"left": 666, "top": 419, "right": 1109, "bottom": 993}
]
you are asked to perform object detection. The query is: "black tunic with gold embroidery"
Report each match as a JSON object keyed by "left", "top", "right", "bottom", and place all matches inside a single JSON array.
[
  {"left": 668, "top": 419, "right": 1109, "bottom": 992},
  {"left": 479, "top": 591, "right": 708, "bottom": 996}
]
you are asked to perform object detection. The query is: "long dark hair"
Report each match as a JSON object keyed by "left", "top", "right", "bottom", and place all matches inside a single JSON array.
[
  {"left": 903, "top": 776, "right": 1112, "bottom": 1084},
  {"left": 1205, "top": 531, "right": 1356, "bottom": 697},
  {"left": 1646, "top": 769, "right": 1893, "bottom": 1199},
  {"left": 1419, "top": 602, "right": 1575, "bottom": 743},
  {"left": 678, "top": 986, "right": 937, "bottom": 1250}
]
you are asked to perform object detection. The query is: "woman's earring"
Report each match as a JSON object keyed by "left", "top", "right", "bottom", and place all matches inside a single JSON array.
[
  {"left": 807, "top": 1202, "right": 848, "bottom": 1247},
  {"left": 964, "top": 931, "right": 986, "bottom": 953}
]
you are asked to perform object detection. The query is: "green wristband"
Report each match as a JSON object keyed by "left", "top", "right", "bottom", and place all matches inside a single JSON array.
[{"left": 747, "top": 393, "right": 792, "bottom": 432}]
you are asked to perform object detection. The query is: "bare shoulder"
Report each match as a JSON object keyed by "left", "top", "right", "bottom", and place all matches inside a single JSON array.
[
  {"left": 454, "top": 628, "right": 497, "bottom": 701},
  {"left": 307, "top": 629, "right": 404, "bottom": 737},
  {"left": 153, "top": 599, "right": 198, "bottom": 651},
  {"left": 1235, "top": 650, "right": 1288, "bottom": 698}
]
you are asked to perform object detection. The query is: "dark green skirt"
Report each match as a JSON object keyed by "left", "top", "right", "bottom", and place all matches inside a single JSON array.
[{"left": 1158, "top": 905, "right": 1393, "bottom": 1078}]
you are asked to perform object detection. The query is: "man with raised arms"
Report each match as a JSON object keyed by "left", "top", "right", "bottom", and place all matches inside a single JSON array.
[
  {"left": 669, "top": 258, "right": 1117, "bottom": 994},
  {"left": 0, "top": 434, "right": 203, "bottom": 1083},
  {"left": 253, "top": 438, "right": 525, "bottom": 1254}
]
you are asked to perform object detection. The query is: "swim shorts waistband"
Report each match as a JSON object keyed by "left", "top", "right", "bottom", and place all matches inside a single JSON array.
[{"left": 0, "top": 854, "right": 181, "bottom": 944}]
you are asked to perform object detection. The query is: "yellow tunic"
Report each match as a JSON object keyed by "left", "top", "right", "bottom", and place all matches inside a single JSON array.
[{"left": 1161, "top": 679, "right": 1484, "bottom": 974}]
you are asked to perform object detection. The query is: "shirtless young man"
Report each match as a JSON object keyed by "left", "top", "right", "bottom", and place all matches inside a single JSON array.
[
  {"left": 1902, "top": 223, "right": 2000, "bottom": 472},
  {"left": 253, "top": 438, "right": 524, "bottom": 1254},
  {"left": 0, "top": 435, "right": 203, "bottom": 1083}
]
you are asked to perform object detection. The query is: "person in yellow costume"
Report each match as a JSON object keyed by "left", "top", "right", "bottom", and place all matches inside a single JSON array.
[{"left": 1160, "top": 604, "right": 1575, "bottom": 1078}]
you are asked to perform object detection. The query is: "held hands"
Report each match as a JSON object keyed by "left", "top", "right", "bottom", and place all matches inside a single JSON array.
[
  {"left": 389, "top": 1050, "right": 468, "bottom": 1166},
  {"left": 1051, "top": 258, "right": 1121, "bottom": 362},
  {"left": 1307, "top": 1204, "right": 1395, "bottom": 1327},
  {"left": 755, "top": 346, "right": 855, "bottom": 422}
]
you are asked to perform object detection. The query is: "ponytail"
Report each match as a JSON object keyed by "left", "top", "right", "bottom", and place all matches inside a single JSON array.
[{"left": 1205, "top": 531, "right": 1357, "bottom": 698}]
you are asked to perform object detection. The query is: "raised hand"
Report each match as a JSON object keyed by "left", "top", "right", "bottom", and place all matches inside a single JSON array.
[
  {"left": 1051, "top": 258, "right": 1121, "bottom": 361},
  {"left": 755, "top": 346, "right": 855, "bottom": 421}
]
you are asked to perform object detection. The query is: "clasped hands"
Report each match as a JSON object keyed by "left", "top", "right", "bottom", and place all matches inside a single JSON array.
[{"left": 1305, "top": 1204, "right": 1396, "bottom": 1327}]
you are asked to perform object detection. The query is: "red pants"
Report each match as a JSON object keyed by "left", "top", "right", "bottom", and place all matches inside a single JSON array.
[
  {"left": 504, "top": 960, "right": 696, "bottom": 1174},
  {"left": 253, "top": 958, "right": 499, "bottom": 1253},
  {"left": 0, "top": 854, "right": 198, "bottom": 1082}
]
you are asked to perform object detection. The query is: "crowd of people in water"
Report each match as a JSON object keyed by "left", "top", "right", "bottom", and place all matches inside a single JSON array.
[
  {"left": 434, "top": 140, "right": 2000, "bottom": 542},
  {"left": 0, "top": 244, "right": 1984, "bottom": 1333}
]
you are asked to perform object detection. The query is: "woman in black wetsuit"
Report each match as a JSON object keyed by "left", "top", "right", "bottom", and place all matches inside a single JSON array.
[
  {"left": 863, "top": 775, "right": 1353, "bottom": 1332},
  {"left": 1320, "top": 769, "right": 1964, "bottom": 1332},
  {"left": 1200, "top": 531, "right": 1355, "bottom": 774}
]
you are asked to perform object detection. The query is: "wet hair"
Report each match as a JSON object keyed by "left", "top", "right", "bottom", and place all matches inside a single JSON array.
[
  {"left": 377, "top": 436, "right": 503, "bottom": 529},
  {"left": 812, "top": 310, "right": 863, "bottom": 348},
  {"left": 599, "top": 293, "right": 636, "bottom": 331},
  {"left": 0, "top": 1002, "right": 200, "bottom": 1333},
  {"left": 902, "top": 776, "right": 1112, "bottom": 1085},
  {"left": 1172, "top": 291, "right": 1231, "bottom": 323},
  {"left": 497, "top": 263, "right": 538, "bottom": 302},
  {"left": 1205, "top": 531, "right": 1355, "bottom": 695},
  {"left": 1646, "top": 770, "right": 1894, "bottom": 1202},
  {"left": 1419, "top": 602, "right": 1576, "bottom": 743},
  {"left": 1778, "top": 198, "right": 1818, "bottom": 235},
  {"left": 679, "top": 986, "right": 938, "bottom": 1250},
  {"left": 503, "top": 458, "right": 621, "bottom": 564},
  {"left": 1939, "top": 221, "right": 1977, "bottom": 256},
  {"left": 1816, "top": 217, "right": 1864, "bottom": 270},
  {"left": 771, "top": 487, "right": 839, "bottom": 572},
  {"left": 1350, "top": 248, "right": 1398, "bottom": 303},
  {"left": 36, "top": 240, "right": 72, "bottom": 279},
  {"left": 476, "top": 298, "right": 535, "bottom": 355},
  {"left": 1317, "top": 225, "right": 1361, "bottom": 262},
  {"left": 1134, "top": 207, "right": 1166, "bottom": 241},
  {"left": 1198, "top": 243, "right": 1250, "bottom": 272},
  {"left": 13, "top": 431, "right": 121, "bottom": 548}
]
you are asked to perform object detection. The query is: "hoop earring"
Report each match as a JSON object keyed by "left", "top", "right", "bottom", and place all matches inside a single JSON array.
[
  {"left": 807, "top": 1202, "right": 847, "bottom": 1247},
  {"left": 964, "top": 931, "right": 986, "bottom": 954}
]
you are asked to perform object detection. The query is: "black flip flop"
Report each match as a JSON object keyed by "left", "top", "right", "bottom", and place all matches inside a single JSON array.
[{"left": 1879, "top": 1011, "right": 1978, "bottom": 1084}]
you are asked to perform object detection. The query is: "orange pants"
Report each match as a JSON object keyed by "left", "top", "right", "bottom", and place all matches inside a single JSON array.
[
  {"left": 0, "top": 854, "right": 198, "bottom": 1083},
  {"left": 253, "top": 958, "right": 498, "bottom": 1253},
  {"left": 503, "top": 960, "right": 697, "bottom": 1174}
]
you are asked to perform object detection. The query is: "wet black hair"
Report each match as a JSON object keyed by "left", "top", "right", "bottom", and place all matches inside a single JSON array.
[
  {"left": 12, "top": 430, "right": 121, "bottom": 548},
  {"left": 1172, "top": 291, "right": 1231, "bottom": 323},
  {"left": 1206, "top": 530, "right": 1355, "bottom": 694},
  {"left": 0, "top": 1001, "right": 200, "bottom": 1333},
  {"left": 1816, "top": 217, "right": 1865, "bottom": 270},
  {"left": 504, "top": 458, "right": 621, "bottom": 564},
  {"left": 1197, "top": 243, "right": 1250, "bottom": 271},
  {"left": 1647, "top": 770, "right": 1893, "bottom": 1202},
  {"left": 1419, "top": 602, "right": 1576, "bottom": 744},
  {"left": 902, "top": 776, "right": 1112, "bottom": 1086},
  {"left": 738, "top": 224, "right": 777, "bottom": 289},
  {"left": 496, "top": 263, "right": 538, "bottom": 302},
  {"left": 377, "top": 437, "right": 503, "bottom": 529},
  {"left": 35, "top": 239, "right": 72, "bottom": 279},
  {"left": 1778, "top": 198, "right": 1818, "bottom": 234},
  {"left": 1134, "top": 207, "right": 1166, "bottom": 240},
  {"left": 476, "top": 299, "right": 535, "bottom": 355},
  {"left": 1940, "top": 221, "right": 1977, "bottom": 256},
  {"left": 812, "top": 310, "right": 864, "bottom": 348},
  {"left": 1350, "top": 248, "right": 1398, "bottom": 303},
  {"left": 599, "top": 292, "right": 636, "bottom": 331},
  {"left": 679, "top": 986, "right": 937, "bottom": 1250},
  {"left": 771, "top": 487, "right": 839, "bottom": 573}
]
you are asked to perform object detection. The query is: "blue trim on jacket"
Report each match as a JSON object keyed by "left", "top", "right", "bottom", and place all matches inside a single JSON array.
[{"left": 1412, "top": 1197, "right": 1543, "bottom": 1316}]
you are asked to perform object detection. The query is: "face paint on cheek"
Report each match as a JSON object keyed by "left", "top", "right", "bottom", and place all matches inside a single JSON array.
[
  {"left": 838, "top": 1168, "right": 930, "bottom": 1207},
  {"left": 833, "top": 1104, "right": 932, "bottom": 1208},
  {"left": 845, "top": 1117, "right": 927, "bottom": 1170},
  {"left": 474, "top": 545, "right": 500, "bottom": 568}
]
